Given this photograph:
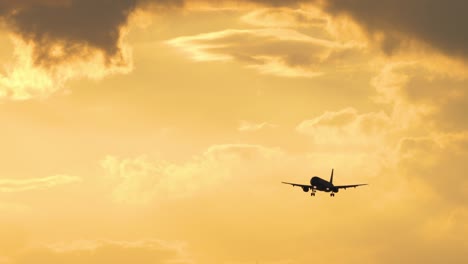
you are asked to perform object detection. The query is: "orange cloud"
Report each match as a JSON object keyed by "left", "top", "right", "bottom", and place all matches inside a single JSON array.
[{"left": 0, "top": 35, "right": 133, "bottom": 100}]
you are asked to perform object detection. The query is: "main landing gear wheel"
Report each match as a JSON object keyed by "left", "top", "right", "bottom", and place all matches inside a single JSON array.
[
  {"left": 330, "top": 193, "right": 335, "bottom": 197},
  {"left": 311, "top": 192, "right": 315, "bottom": 196}
]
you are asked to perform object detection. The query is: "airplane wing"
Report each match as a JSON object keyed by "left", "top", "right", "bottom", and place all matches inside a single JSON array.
[
  {"left": 334, "top": 184, "right": 368, "bottom": 190},
  {"left": 281, "top": 182, "right": 314, "bottom": 188}
]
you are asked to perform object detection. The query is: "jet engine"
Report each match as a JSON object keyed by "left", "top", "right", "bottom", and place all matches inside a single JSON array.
[
  {"left": 302, "top": 186, "right": 309, "bottom": 192},
  {"left": 333, "top": 188, "right": 339, "bottom": 193}
]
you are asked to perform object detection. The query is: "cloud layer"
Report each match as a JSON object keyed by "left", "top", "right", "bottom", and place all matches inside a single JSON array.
[{"left": 6, "top": 239, "right": 190, "bottom": 264}]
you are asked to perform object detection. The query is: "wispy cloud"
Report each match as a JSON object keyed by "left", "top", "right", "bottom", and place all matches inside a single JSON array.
[
  {"left": 238, "top": 120, "right": 278, "bottom": 132},
  {"left": 0, "top": 175, "right": 81, "bottom": 192},
  {"left": 168, "top": 28, "right": 359, "bottom": 78}
]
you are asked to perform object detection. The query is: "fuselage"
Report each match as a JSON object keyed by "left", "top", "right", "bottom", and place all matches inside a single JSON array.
[{"left": 311, "top": 176, "right": 338, "bottom": 192}]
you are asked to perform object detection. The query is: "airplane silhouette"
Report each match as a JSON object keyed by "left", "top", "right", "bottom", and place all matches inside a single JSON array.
[{"left": 282, "top": 169, "right": 367, "bottom": 197}]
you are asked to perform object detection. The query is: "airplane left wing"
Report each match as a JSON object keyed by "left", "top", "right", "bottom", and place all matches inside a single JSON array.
[{"left": 335, "top": 184, "right": 368, "bottom": 190}]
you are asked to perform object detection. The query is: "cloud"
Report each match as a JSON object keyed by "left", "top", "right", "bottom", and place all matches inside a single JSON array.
[
  {"left": 0, "top": 0, "right": 185, "bottom": 66},
  {"left": 0, "top": 0, "right": 138, "bottom": 100},
  {"left": 0, "top": 36, "right": 133, "bottom": 100},
  {"left": 0, "top": 0, "right": 137, "bottom": 66},
  {"left": 296, "top": 107, "right": 393, "bottom": 151},
  {"left": 100, "top": 144, "right": 287, "bottom": 204},
  {"left": 363, "top": 132, "right": 468, "bottom": 264},
  {"left": 100, "top": 154, "right": 220, "bottom": 204},
  {"left": 9, "top": 239, "right": 191, "bottom": 264},
  {"left": 318, "top": 0, "right": 468, "bottom": 61},
  {"left": 354, "top": 58, "right": 468, "bottom": 262},
  {"left": 168, "top": 28, "right": 360, "bottom": 77},
  {"left": 371, "top": 61, "right": 468, "bottom": 132},
  {"left": 238, "top": 120, "right": 277, "bottom": 132},
  {"left": 241, "top": 7, "right": 327, "bottom": 28},
  {"left": 0, "top": 0, "right": 183, "bottom": 100},
  {"left": 112, "top": 140, "right": 464, "bottom": 264},
  {"left": 0, "top": 175, "right": 81, "bottom": 192},
  {"left": 297, "top": 125, "right": 467, "bottom": 263},
  {"left": 397, "top": 133, "right": 468, "bottom": 205}
]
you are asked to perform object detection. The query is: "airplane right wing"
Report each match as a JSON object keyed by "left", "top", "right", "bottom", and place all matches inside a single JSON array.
[
  {"left": 334, "top": 184, "right": 368, "bottom": 190},
  {"left": 281, "top": 182, "right": 314, "bottom": 189}
]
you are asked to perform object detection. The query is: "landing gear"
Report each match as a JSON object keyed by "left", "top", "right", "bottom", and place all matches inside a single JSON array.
[
  {"left": 311, "top": 192, "right": 315, "bottom": 196},
  {"left": 330, "top": 193, "right": 335, "bottom": 197}
]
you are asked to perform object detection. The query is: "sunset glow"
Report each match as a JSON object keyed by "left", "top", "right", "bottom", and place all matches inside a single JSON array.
[{"left": 0, "top": 1, "right": 467, "bottom": 263}]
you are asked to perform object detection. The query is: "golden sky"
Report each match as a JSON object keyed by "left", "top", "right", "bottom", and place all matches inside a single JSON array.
[{"left": 0, "top": 1, "right": 467, "bottom": 263}]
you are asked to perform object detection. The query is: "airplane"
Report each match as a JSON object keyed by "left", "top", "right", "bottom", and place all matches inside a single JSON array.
[{"left": 281, "top": 169, "right": 367, "bottom": 197}]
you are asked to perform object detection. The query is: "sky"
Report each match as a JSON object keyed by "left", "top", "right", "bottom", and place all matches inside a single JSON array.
[{"left": 0, "top": 1, "right": 467, "bottom": 263}]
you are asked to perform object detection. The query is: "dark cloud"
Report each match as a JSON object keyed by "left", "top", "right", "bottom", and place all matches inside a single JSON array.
[
  {"left": 0, "top": 0, "right": 182, "bottom": 67},
  {"left": 2, "top": 0, "right": 466, "bottom": 69},
  {"left": 319, "top": 0, "right": 468, "bottom": 60}
]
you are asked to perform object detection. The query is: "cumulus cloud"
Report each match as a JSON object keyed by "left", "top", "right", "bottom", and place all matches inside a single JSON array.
[
  {"left": 297, "top": 107, "right": 393, "bottom": 151},
  {"left": 294, "top": 105, "right": 468, "bottom": 264},
  {"left": 100, "top": 155, "right": 219, "bottom": 204},
  {"left": 372, "top": 61, "right": 468, "bottom": 132},
  {"left": 100, "top": 144, "right": 283, "bottom": 204},
  {"left": 168, "top": 28, "right": 360, "bottom": 77},
  {"left": 0, "top": 175, "right": 80, "bottom": 192}
]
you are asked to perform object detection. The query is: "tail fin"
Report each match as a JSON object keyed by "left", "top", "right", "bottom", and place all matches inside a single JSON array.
[{"left": 330, "top": 169, "right": 334, "bottom": 184}]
